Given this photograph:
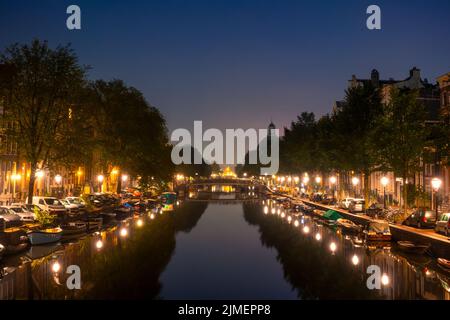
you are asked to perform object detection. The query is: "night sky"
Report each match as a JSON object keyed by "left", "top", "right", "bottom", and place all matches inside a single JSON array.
[{"left": 1, "top": 0, "right": 449, "bottom": 133}]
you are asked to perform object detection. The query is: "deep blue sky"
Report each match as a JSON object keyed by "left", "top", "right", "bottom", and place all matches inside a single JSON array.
[{"left": 1, "top": 0, "right": 449, "bottom": 133}]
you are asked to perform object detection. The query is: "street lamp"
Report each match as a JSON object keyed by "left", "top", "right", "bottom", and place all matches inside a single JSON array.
[
  {"left": 54, "top": 174, "right": 62, "bottom": 184},
  {"left": 380, "top": 176, "right": 389, "bottom": 209},
  {"left": 11, "top": 174, "right": 21, "bottom": 201},
  {"left": 352, "top": 177, "right": 359, "bottom": 197},
  {"left": 97, "top": 174, "right": 104, "bottom": 192},
  {"left": 431, "top": 177, "right": 442, "bottom": 218},
  {"left": 329, "top": 176, "right": 337, "bottom": 199}
]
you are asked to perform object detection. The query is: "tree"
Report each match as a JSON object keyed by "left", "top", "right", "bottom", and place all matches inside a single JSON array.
[
  {"left": 375, "top": 87, "right": 429, "bottom": 215},
  {"left": 0, "top": 40, "right": 86, "bottom": 203},
  {"left": 332, "top": 83, "right": 383, "bottom": 205}
]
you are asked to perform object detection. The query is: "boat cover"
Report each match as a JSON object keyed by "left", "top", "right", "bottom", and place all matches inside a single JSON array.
[{"left": 323, "top": 210, "right": 343, "bottom": 221}]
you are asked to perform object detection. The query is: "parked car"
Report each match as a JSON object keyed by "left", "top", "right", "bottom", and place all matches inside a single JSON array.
[
  {"left": 348, "top": 199, "right": 365, "bottom": 213},
  {"left": 5, "top": 204, "right": 35, "bottom": 222},
  {"left": 0, "top": 207, "right": 22, "bottom": 227},
  {"left": 402, "top": 208, "right": 436, "bottom": 229},
  {"left": 435, "top": 212, "right": 450, "bottom": 236},
  {"left": 65, "top": 197, "right": 86, "bottom": 211},
  {"left": 310, "top": 193, "right": 323, "bottom": 202},
  {"left": 321, "top": 195, "right": 336, "bottom": 205},
  {"left": 27, "top": 196, "right": 67, "bottom": 217},
  {"left": 339, "top": 197, "right": 355, "bottom": 209},
  {"left": 59, "top": 199, "right": 80, "bottom": 216}
]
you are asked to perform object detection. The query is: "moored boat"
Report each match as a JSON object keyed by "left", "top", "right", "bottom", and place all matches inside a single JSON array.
[
  {"left": 0, "top": 227, "right": 30, "bottom": 255},
  {"left": 337, "top": 218, "right": 362, "bottom": 234},
  {"left": 438, "top": 258, "right": 450, "bottom": 271},
  {"left": 61, "top": 221, "right": 87, "bottom": 237},
  {"left": 0, "top": 243, "right": 5, "bottom": 260},
  {"left": 84, "top": 217, "right": 103, "bottom": 231},
  {"left": 363, "top": 220, "right": 392, "bottom": 241},
  {"left": 27, "top": 227, "right": 63, "bottom": 245},
  {"left": 397, "top": 241, "right": 430, "bottom": 255}
]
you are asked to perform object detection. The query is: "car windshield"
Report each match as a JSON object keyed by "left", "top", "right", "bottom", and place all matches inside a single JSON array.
[
  {"left": 44, "top": 198, "right": 61, "bottom": 205},
  {"left": 9, "top": 207, "right": 23, "bottom": 213}
]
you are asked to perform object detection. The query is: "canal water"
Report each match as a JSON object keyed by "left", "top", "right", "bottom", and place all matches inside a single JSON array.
[{"left": 1, "top": 197, "right": 449, "bottom": 299}]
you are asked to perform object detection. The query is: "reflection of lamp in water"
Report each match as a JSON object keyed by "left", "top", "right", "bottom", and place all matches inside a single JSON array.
[
  {"left": 96, "top": 240, "right": 103, "bottom": 250},
  {"left": 351, "top": 254, "right": 359, "bottom": 266},
  {"left": 271, "top": 208, "right": 276, "bottom": 214},
  {"left": 150, "top": 213, "right": 155, "bottom": 220},
  {"left": 136, "top": 219, "right": 143, "bottom": 227},
  {"left": 287, "top": 216, "right": 292, "bottom": 223},
  {"left": 120, "top": 227, "right": 128, "bottom": 237},
  {"left": 381, "top": 274, "right": 389, "bottom": 286},
  {"left": 52, "top": 261, "right": 61, "bottom": 273},
  {"left": 294, "top": 220, "right": 299, "bottom": 227},
  {"left": 281, "top": 212, "right": 285, "bottom": 218},
  {"left": 315, "top": 233, "right": 321, "bottom": 241},
  {"left": 329, "top": 242, "right": 337, "bottom": 253},
  {"left": 303, "top": 226, "right": 310, "bottom": 234},
  {"left": 263, "top": 206, "right": 269, "bottom": 214}
]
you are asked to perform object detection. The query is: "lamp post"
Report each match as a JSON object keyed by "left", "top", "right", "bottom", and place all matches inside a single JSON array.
[
  {"left": 431, "top": 178, "right": 442, "bottom": 218},
  {"left": 303, "top": 175, "right": 309, "bottom": 195},
  {"left": 97, "top": 174, "right": 104, "bottom": 193},
  {"left": 380, "top": 176, "right": 389, "bottom": 209},
  {"left": 54, "top": 174, "right": 62, "bottom": 197},
  {"left": 352, "top": 177, "right": 360, "bottom": 197},
  {"left": 11, "top": 174, "right": 21, "bottom": 201},
  {"left": 329, "top": 176, "right": 337, "bottom": 199}
]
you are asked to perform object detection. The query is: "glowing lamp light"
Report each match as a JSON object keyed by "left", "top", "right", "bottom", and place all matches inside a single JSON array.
[
  {"left": 303, "top": 226, "right": 310, "bottom": 234},
  {"left": 120, "top": 228, "right": 128, "bottom": 237},
  {"left": 294, "top": 176, "right": 299, "bottom": 183},
  {"left": 294, "top": 220, "right": 299, "bottom": 227},
  {"left": 315, "top": 176, "right": 322, "bottom": 184},
  {"left": 54, "top": 174, "right": 62, "bottom": 184},
  {"left": 431, "top": 177, "right": 442, "bottom": 191},
  {"left": 287, "top": 216, "right": 292, "bottom": 223},
  {"left": 315, "top": 233, "right": 321, "bottom": 241},
  {"left": 381, "top": 274, "right": 390, "bottom": 286},
  {"left": 380, "top": 176, "right": 389, "bottom": 187},
  {"left": 150, "top": 213, "right": 155, "bottom": 220},
  {"left": 329, "top": 176, "right": 337, "bottom": 184},
  {"left": 96, "top": 240, "right": 103, "bottom": 250},
  {"left": 271, "top": 208, "right": 276, "bottom": 214},
  {"left": 51, "top": 261, "right": 61, "bottom": 273},
  {"left": 329, "top": 242, "right": 337, "bottom": 253},
  {"left": 281, "top": 212, "right": 285, "bottom": 218},
  {"left": 111, "top": 169, "right": 119, "bottom": 175},
  {"left": 303, "top": 176, "right": 310, "bottom": 184},
  {"left": 35, "top": 170, "right": 44, "bottom": 178},
  {"left": 122, "top": 174, "right": 128, "bottom": 182},
  {"left": 136, "top": 219, "right": 144, "bottom": 227},
  {"left": 97, "top": 174, "right": 104, "bottom": 183},
  {"left": 263, "top": 206, "right": 269, "bottom": 214},
  {"left": 11, "top": 174, "right": 21, "bottom": 181},
  {"left": 352, "top": 177, "right": 360, "bottom": 186},
  {"left": 352, "top": 254, "right": 360, "bottom": 266}
]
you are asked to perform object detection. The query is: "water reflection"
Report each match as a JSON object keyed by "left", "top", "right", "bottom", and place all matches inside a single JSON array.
[
  {"left": 243, "top": 201, "right": 450, "bottom": 300},
  {"left": 1, "top": 198, "right": 449, "bottom": 300}
]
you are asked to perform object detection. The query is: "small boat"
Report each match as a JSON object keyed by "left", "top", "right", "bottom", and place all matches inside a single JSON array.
[
  {"left": 397, "top": 241, "right": 430, "bottom": 255},
  {"left": 84, "top": 217, "right": 103, "bottom": 231},
  {"left": 0, "top": 228, "right": 30, "bottom": 255},
  {"left": 0, "top": 243, "right": 5, "bottom": 260},
  {"left": 438, "top": 258, "right": 450, "bottom": 271},
  {"left": 364, "top": 220, "right": 392, "bottom": 242},
  {"left": 100, "top": 212, "right": 117, "bottom": 223},
  {"left": 114, "top": 207, "right": 132, "bottom": 220},
  {"left": 27, "top": 227, "right": 63, "bottom": 245},
  {"left": 61, "top": 221, "right": 87, "bottom": 237},
  {"left": 337, "top": 218, "right": 362, "bottom": 234}
]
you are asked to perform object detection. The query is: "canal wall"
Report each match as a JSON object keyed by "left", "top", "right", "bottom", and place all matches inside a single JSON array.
[{"left": 295, "top": 199, "right": 450, "bottom": 260}]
